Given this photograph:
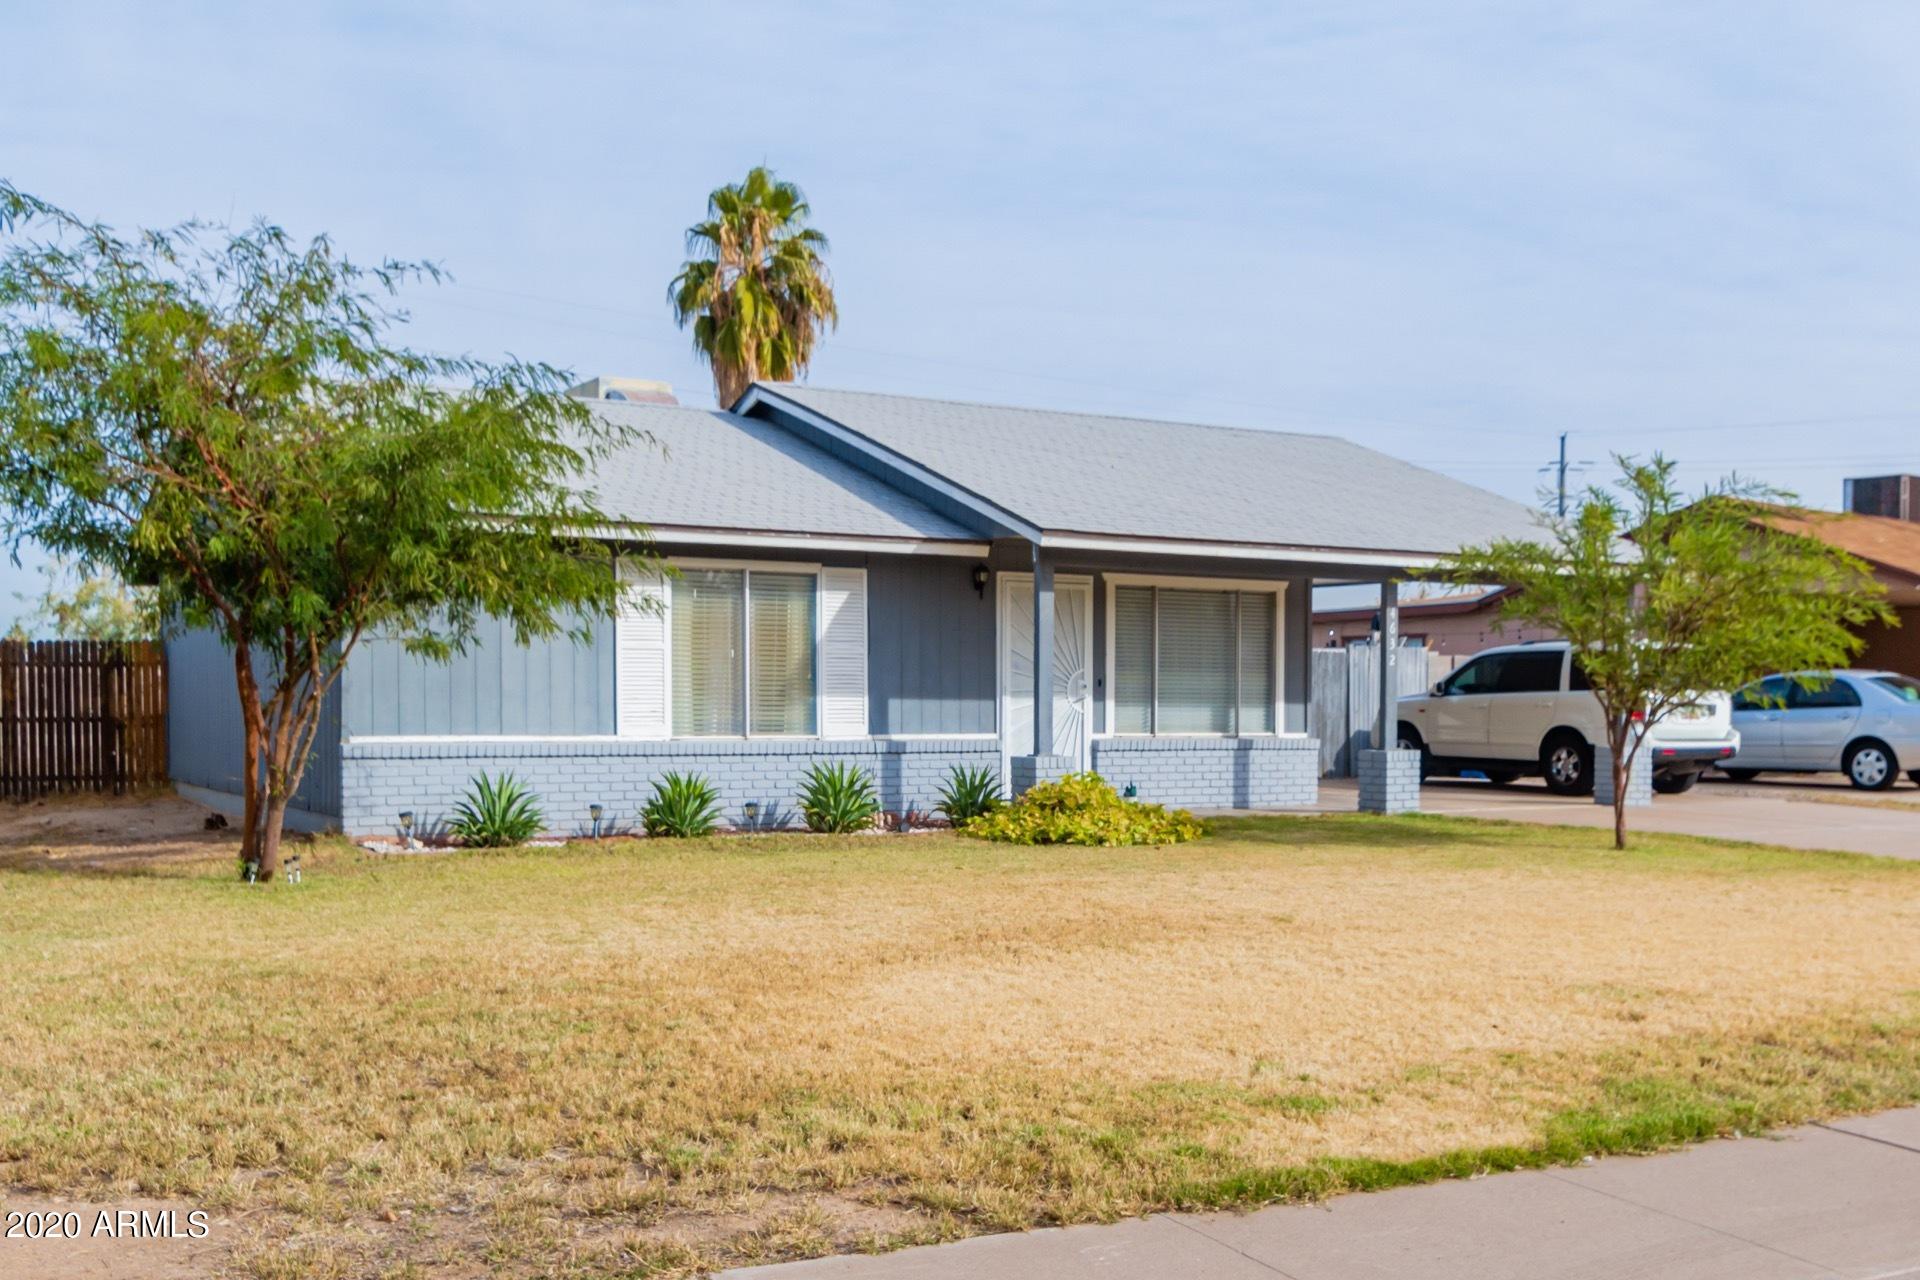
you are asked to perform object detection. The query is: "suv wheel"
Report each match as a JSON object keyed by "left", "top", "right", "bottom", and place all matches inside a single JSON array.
[
  {"left": 1396, "top": 723, "right": 1433, "bottom": 779},
  {"left": 1541, "top": 732, "right": 1594, "bottom": 796},
  {"left": 1844, "top": 739, "right": 1898, "bottom": 791},
  {"left": 1652, "top": 771, "right": 1699, "bottom": 795}
]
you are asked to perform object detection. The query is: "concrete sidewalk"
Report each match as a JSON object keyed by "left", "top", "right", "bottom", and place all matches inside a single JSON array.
[{"left": 723, "top": 1109, "right": 1920, "bottom": 1279}]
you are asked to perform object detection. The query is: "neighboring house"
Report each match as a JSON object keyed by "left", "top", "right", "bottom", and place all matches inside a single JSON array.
[
  {"left": 1312, "top": 586, "right": 1559, "bottom": 655},
  {"left": 1763, "top": 475, "right": 1920, "bottom": 678},
  {"left": 165, "top": 382, "right": 1541, "bottom": 834}
]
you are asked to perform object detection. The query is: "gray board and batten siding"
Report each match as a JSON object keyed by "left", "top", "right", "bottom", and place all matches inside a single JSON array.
[{"left": 165, "top": 626, "right": 341, "bottom": 824}]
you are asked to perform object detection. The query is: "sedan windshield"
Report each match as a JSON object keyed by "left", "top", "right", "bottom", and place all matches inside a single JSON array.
[{"left": 1870, "top": 675, "right": 1920, "bottom": 704}]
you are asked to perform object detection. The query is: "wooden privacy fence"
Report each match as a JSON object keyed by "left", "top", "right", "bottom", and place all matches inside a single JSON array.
[{"left": 0, "top": 640, "right": 168, "bottom": 799}]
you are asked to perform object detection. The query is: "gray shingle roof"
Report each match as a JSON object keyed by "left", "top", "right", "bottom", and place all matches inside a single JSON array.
[
  {"left": 573, "top": 400, "right": 979, "bottom": 542},
  {"left": 756, "top": 385, "right": 1543, "bottom": 555}
]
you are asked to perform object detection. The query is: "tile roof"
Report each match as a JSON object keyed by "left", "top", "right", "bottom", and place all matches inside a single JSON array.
[{"left": 1761, "top": 508, "right": 1920, "bottom": 580}]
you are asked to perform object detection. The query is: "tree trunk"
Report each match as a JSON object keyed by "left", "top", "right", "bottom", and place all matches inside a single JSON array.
[
  {"left": 1608, "top": 719, "right": 1634, "bottom": 851},
  {"left": 257, "top": 795, "right": 288, "bottom": 881},
  {"left": 232, "top": 639, "right": 265, "bottom": 876},
  {"left": 1612, "top": 753, "right": 1628, "bottom": 850}
]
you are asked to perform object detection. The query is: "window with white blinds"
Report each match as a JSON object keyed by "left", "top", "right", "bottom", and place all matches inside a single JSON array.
[
  {"left": 1111, "top": 584, "right": 1279, "bottom": 735},
  {"left": 673, "top": 570, "right": 746, "bottom": 736},
  {"left": 672, "top": 568, "right": 820, "bottom": 737},
  {"left": 748, "top": 572, "right": 817, "bottom": 735}
]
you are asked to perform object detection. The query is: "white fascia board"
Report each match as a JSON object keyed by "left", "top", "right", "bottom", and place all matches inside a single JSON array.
[
  {"left": 585, "top": 524, "right": 989, "bottom": 557},
  {"left": 737, "top": 387, "right": 1042, "bottom": 543},
  {"left": 1038, "top": 533, "right": 1445, "bottom": 571}
]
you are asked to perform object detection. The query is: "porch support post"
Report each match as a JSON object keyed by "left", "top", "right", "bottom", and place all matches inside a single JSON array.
[
  {"left": 1031, "top": 550, "right": 1055, "bottom": 759},
  {"left": 1372, "top": 579, "right": 1398, "bottom": 750},
  {"left": 1359, "top": 578, "right": 1420, "bottom": 814}
]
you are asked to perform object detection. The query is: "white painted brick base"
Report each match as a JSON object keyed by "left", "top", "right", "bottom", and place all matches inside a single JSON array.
[
  {"left": 1092, "top": 737, "right": 1319, "bottom": 809},
  {"left": 341, "top": 738, "right": 998, "bottom": 838},
  {"left": 1358, "top": 748, "right": 1422, "bottom": 814},
  {"left": 1009, "top": 754, "right": 1076, "bottom": 795},
  {"left": 1593, "top": 744, "right": 1654, "bottom": 808}
]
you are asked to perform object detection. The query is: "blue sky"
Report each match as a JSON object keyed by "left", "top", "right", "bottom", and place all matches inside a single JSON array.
[{"left": 6, "top": 2, "right": 1920, "bottom": 624}]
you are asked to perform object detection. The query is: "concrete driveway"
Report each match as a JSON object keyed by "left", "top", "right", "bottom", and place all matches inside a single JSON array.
[{"left": 1312, "top": 774, "right": 1920, "bottom": 860}]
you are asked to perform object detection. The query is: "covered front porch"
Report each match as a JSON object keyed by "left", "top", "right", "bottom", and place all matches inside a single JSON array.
[{"left": 989, "top": 539, "right": 1420, "bottom": 814}]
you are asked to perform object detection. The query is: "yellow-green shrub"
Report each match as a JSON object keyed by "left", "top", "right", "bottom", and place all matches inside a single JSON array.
[{"left": 963, "top": 772, "right": 1204, "bottom": 846}]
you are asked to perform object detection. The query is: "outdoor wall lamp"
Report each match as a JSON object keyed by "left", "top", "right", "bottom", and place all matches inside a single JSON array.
[
  {"left": 589, "top": 803, "right": 604, "bottom": 838},
  {"left": 971, "top": 563, "right": 990, "bottom": 598}
]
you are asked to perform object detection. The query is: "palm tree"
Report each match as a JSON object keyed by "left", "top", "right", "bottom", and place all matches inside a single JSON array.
[{"left": 670, "top": 167, "right": 838, "bottom": 408}]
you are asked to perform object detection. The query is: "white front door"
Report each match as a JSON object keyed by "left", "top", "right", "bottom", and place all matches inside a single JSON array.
[{"left": 1000, "top": 574, "right": 1092, "bottom": 771}]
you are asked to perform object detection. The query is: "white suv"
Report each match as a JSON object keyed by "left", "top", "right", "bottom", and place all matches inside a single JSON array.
[{"left": 1396, "top": 641, "right": 1740, "bottom": 795}]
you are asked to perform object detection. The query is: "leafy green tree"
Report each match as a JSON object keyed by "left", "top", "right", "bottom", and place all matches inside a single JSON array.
[
  {"left": 670, "top": 166, "right": 837, "bottom": 407},
  {"left": 1431, "top": 456, "right": 1890, "bottom": 849},
  {"left": 14, "top": 559, "right": 158, "bottom": 641},
  {"left": 0, "top": 184, "right": 651, "bottom": 878}
]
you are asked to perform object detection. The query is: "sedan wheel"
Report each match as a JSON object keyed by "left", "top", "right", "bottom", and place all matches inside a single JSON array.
[{"left": 1845, "top": 741, "right": 1897, "bottom": 791}]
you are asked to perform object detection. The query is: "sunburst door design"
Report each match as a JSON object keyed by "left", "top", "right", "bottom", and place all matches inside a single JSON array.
[{"left": 1001, "top": 576, "right": 1091, "bottom": 767}]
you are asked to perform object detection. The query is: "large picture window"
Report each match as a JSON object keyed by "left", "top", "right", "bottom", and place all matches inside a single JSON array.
[
  {"left": 672, "top": 568, "right": 817, "bottom": 736},
  {"left": 1112, "top": 584, "right": 1278, "bottom": 735}
]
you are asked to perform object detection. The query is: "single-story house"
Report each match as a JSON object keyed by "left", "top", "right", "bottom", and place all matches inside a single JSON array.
[
  {"left": 1765, "top": 476, "right": 1920, "bottom": 678},
  {"left": 165, "top": 382, "right": 1541, "bottom": 835}
]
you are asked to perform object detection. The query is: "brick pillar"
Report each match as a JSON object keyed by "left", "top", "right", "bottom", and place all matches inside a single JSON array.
[
  {"left": 1010, "top": 754, "right": 1074, "bottom": 796},
  {"left": 1358, "top": 747, "right": 1420, "bottom": 814},
  {"left": 1593, "top": 743, "right": 1653, "bottom": 808}
]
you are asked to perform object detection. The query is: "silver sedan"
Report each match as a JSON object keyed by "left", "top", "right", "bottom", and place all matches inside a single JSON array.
[{"left": 1722, "top": 671, "right": 1920, "bottom": 790}]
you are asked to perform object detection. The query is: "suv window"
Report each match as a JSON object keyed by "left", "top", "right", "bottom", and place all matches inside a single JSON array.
[
  {"left": 1495, "top": 650, "right": 1564, "bottom": 694},
  {"left": 1732, "top": 676, "right": 1791, "bottom": 711},
  {"left": 1444, "top": 654, "right": 1508, "bottom": 695},
  {"left": 1789, "top": 677, "right": 1860, "bottom": 709},
  {"left": 1569, "top": 657, "right": 1592, "bottom": 691}
]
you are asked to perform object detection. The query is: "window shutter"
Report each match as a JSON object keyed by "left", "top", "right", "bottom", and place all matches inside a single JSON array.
[
  {"left": 616, "top": 560, "right": 670, "bottom": 737},
  {"left": 819, "top": 567, "right": 868, "bottom": 737}
]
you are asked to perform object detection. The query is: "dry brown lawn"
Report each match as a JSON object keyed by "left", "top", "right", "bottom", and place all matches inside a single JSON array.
[{"left": 2, "top": 808, "right": 1919, "bottom": 1278}]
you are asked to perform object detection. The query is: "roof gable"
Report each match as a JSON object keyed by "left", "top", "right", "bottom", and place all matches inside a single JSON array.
[
  {"left": 573, "top": 400, "right": 981, "bottom": 543},
  {"left": 745, "top": 384, "right": 1541, "bottom": 556}
]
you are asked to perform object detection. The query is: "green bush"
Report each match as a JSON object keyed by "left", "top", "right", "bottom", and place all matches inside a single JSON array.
[
  {"left": 642, "top": 771, "right": 722, "bottom": 838},
  {"left": 964, "top": 772, "right": 1203, "bottom": 847},
  {"left": 936, "top": 763, "right": 1002, "bottom": 825},
  {"left": 798, "top": 761, "right": 880, "bottom": 833},
  {"left": 449, "top": 772, "right": 545, "bottom": 847}
]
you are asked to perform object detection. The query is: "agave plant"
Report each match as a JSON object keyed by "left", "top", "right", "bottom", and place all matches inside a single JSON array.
[
  {"left": 936, "top": 763, "right": 1002, "bottom": 826},
  {"left": 642, "top": 771, "right": 723, "bottom": 838},
  {"left": 449, "top": 772, "right": 545, "bottom": 848},
  {"left": 797, "top": 761, "right": 879, "bottom": 834}
]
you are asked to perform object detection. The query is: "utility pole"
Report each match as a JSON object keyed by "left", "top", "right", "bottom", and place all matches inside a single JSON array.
[
  {"left": 1540, "top": 432, "right": 1590, "bottom": 518},
  {"left": 1554, "top": 431, "right": 1569, "bottom": 517}
]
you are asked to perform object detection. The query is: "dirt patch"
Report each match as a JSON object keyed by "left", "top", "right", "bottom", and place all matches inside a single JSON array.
[
  {"left": 0, "top": 1191, "right": 234, "bottom": 1280},
  {"left": 0, "top": 792, "right": 238, "bottom": 871}
]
